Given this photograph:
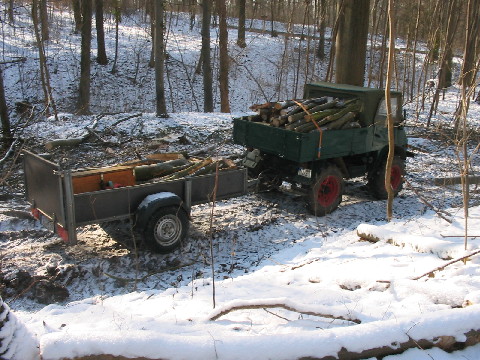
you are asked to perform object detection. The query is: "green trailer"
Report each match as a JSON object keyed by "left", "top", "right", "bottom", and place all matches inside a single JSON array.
[{"left": 233, "top": 81, "right": 410, "bottom": 215}]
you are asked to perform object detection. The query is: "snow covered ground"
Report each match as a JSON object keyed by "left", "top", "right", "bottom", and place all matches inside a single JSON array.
[{"left": 1, "top": 4, "right": 480, "bottom": 360}]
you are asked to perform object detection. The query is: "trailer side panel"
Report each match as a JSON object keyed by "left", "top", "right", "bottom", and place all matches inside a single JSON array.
[
  {"left": 23, "top": 151, "right": 66, "bottom": 226},
  {"left": 73, "top": 169, "right": 247, "bottom": 225}
]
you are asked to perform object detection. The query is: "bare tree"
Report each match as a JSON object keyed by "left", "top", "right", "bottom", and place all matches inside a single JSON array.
[
  {"left": 78, "top": 0, "right": 93, "bottom": 114},
  {"left": 460, "top": 0, "right": 480, "bottom": 88},
  {"left": 237, "top": 0, "right": 246, "bottom": 48},
  {"left": 7, "top": 0, "right": 14, "bottom": 23},
  {"left": 0, "top": 68, "right": 12, "bottom": 149},
  {"left": 32, "top": 0, "right": 58, "bottom": 120},
  {"left": 201, "top": 0, "right": 214, "bottom": 112},
  {"left": 154, "top": 0, "right": 168, "bottom": 117},
  {"left": 335, "top": 0, "right": 370, "bottom": 86},
  {"left": 427, "top": 0, "right": 460, "bottom": 126},
  {"left": 72, "top": 0, "right": 82, "bottom": 33},
  {"left": 217, "top": 0, "right": 230, "bottom": 112},
  {"left": 111, "top": 0, "right": 121, "bottom": 73},
  {"left": 315, "top": 0, "right": 327, "bottom": 59},
  {"left": 40, "top": 0, "right": 49, "bottom": 41},
  {"left": 95, "top": 0, "right": 108, "bottom": 65}
]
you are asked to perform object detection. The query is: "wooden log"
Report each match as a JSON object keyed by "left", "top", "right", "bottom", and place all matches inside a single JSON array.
[
  {"left": 249, "top": 102, "right": 274, "bottom": 111},
  {"left": 134, "top": 159, "right": 191, "bottom": 181},
  {"left": 273, "top": 100, "right": 298, "bottom": 110},
  {"left": 325, "top": 111, "right": 356, "bottom": 130},
  {"left": 258, "top": 108, "right": 271, "bottom": 122},
  {"left": 304, "top": 107, "right": 343, "bottom": 122},
  {"left": 321, "top": 101, "right": 361, "bottom": 124},
  {"left": 164, "top": 158, "right": 213, "bottom": 180},
  {"left": 271, "top": 117, "right": 288, "bottom": 127},
  {"left": 434, "top": 176, "right": 480, "bottom": 186},
  {"left": 286, "top": 100, "right": 330, "bottom": 123},
  {"left": 45, "top": 137, "right": 85, "bottom": 150}
]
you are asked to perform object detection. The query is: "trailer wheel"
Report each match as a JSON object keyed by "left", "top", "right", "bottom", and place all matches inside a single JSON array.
[
  {"left": 144, "top": 206, "right": 189, "bottom": 253},
  {"left": 368, "top": 156, "right": 405, "bottom": 200},
  {"left": 308, "top": 165, "right": 344, "bottom": 216}
]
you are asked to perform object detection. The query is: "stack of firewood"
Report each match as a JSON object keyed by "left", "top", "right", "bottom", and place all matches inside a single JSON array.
[{"left": 238, "top": 97, "right": 362, "bottom": 133}]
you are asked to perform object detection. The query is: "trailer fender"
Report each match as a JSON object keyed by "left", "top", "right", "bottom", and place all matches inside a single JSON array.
[{"left": 134, "top": 192, "right": 187, "bottom": 232}]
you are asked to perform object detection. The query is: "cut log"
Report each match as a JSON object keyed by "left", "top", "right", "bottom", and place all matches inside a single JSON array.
[
  {"left": 249, "top": 102, "right": 275, "bottom": 111},
  {"left": 273, "top": 100, "right": 298, "bottom": 110},
  {"left": 45, "top": 137, "right": 85, "bottom": 150},
  {"left": 286, "top": 100, "right": 329, "bottom": 123},
  {"left": 164, "top": 158, "right": 213, "bottom": 180},
  {"left": 325, "top": 111, "right": 356, "bottom": 130},
  {"left": 304, "top": 107, "right": 343, "bottom": 122},
  {"left": 321, "top": 101, "right": 361, "bottom": 124},
  {"left": 134, "top": 158, "right": 191, "bottom": 181}
]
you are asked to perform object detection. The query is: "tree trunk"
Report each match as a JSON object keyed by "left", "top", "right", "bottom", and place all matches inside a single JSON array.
[
  {"left": 315, "top": 0, "right": 326, "bottom": 59},
  {"left": 95, "top": 0, "right": 108, "bottom": 65},
  {"left": 385, "top": 0, "right": 395, "bottom": 221},
  {"left": 78, "top": 0, "right": 92, "bottom": 114},
  {"left": 237, "top": 0, "right": 246, "bottom": 48},
  {"left": 335, "top": 0, "right": 370, "bottom": 86},
  {"left": 8, "top": 0, "right": 14, "bottom": 23},
  {"left": 427, "top": 0, "right": 460, "bottom": 126},
  {"left": 217, "top": 0, "right": 230, "bottom": 113},
  {"left": 154, "top": 0, "right": 168, "bottom": 117},
  {"left": 201, "top": 0, "right": 214, "bottom": 112},
  {"left": 32, "top": 0, "right": 58, "bottom": 120},
  {"left": 111, "top": 3, "right": 121, "bottom": 73},
  {"left": 72, "top": 0, "right": 82, "bottom": 33},
  {"left": 40, "top": 0, "right": 49, "bottom": 41},
  {"left": 0, "top": 68, "right": 12, "bottom": 150},
  {"left": 148, "top": 0, "right": 155, "bottom": 68},
  {"left": 460, "top": 0, "right": 479, "bottom": 88}
]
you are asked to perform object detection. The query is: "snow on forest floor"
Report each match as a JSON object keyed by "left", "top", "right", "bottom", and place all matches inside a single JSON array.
[{"left": 1, "top": 4, "right": 480, "bottom": 360}]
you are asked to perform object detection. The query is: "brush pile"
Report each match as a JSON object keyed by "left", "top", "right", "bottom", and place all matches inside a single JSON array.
[{"left": 238, "top": 97, "right": 363, "bottom": 133}]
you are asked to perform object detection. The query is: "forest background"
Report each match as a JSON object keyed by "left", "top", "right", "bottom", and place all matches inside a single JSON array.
[{"left": 1, "top": 0, "right": 479, "bottom": 144}]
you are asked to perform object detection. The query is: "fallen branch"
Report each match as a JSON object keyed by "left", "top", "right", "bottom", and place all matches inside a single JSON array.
[
  {"left": 208, "top": 298, "right": 361, "bottom": 324},
  {"left": 434, "top": 175, "right": 480, "bottom": 186},
  {"left": 412, "top": 248, "right": 480, "bottom": 280},
  {"left": 110, "top": 112, "right": 143, "bottom": 128}
]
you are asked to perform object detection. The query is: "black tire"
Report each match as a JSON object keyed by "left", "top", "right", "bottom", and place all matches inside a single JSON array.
[
  {"left": 144, "top": 206, "right": 189, "bottom": 253},
  {"left": 308, "top": 165, "right": 344, "bottom": 216},
  {"left": 368, "top": 156, "right": 405, "bottom": 200}
]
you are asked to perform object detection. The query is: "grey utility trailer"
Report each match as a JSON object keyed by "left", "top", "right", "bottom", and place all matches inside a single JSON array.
[{"left": 23, "top": 150, "right": 247, "bottom": 253}]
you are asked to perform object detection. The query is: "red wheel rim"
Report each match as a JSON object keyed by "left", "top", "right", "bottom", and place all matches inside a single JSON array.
[
  {"left": 390, "top": 165, "right": 402, "bottom": 190},
  {"left": 317, "top": 176, "right": 340, "bottom": 207}
]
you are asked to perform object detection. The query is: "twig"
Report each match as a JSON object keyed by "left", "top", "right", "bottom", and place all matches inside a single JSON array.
[
  {"left": 404, "top": 178, "right": 452, "bottom": 223},
  {"left": 412, "top": 249, "right": 480, "bottom": 280}
]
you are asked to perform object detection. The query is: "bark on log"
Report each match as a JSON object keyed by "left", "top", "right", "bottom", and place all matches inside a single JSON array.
[
  {"left": 45, "top": 137, "right": 85, "bottom": 150},
  {"left": 134, "top": 158, "right": 190, "bottom": 181},
  {"left": 304, "top": 107, "right": 342, "bottom": 122},
  {"left": 286, "top": 99, "right": 329, "bottom": 123},
  {"left": 326, "top": 112, "right": 356, "bottom": 130}
]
